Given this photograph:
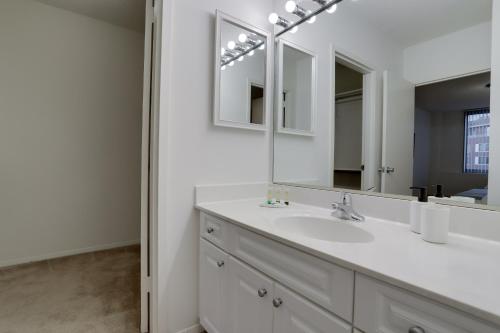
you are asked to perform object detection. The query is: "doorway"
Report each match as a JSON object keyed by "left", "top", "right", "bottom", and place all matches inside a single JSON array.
[
  {"left": 331, "top": 51, "right": 376, "bottom": 191},
  {"left": 334, "top": 62, "right": 364, "bottom": 190},
  {"left": 0, "top": 0, "right": 157, "bottom": 331}
]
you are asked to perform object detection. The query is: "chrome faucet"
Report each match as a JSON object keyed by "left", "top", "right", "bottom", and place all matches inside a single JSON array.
[{"left": 332, "top": 192, "right": 365, "bottom": 222}]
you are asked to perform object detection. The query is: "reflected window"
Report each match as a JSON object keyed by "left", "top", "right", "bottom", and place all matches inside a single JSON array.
[{"left": 464, "top": 109, "right": 490, "bottom": 173}]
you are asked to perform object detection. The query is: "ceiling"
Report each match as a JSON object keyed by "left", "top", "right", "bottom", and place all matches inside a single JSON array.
[
  {"left": 340, "top": 0, "right": 492, "bottom": 47},
  {"left": 416, "top": 72, "right": 491, "bottom": 112},
  {"left": 34, "top": 0, "right": 145, "bottom": 32}
]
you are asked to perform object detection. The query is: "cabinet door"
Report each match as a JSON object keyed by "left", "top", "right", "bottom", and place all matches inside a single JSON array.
[
  {"left": 354, "top": 274, "right": 500, "bottom": 333},
  {"left": 273, "top": 284, "right": 351, "bottom": 333},
  {"left": 227, "top": 257, "right": 274, "bottom": 333},
  {"left": 199, "top": 239, "right": 228, "bottom": 333}
]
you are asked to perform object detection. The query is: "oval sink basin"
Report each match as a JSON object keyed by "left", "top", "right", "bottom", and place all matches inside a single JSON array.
[{"left": 273, "top": 216, "right": 374, "bottom": 243}]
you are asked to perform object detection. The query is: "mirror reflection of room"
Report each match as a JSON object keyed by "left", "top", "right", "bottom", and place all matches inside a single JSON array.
[
  {"left": 272, "top": 0, "right": 496, "bottom": 208},
  {"left": 217, "top": 17, "right": 268, "bottom": 127},
  {"left": 413, "top": 72, "right": 491, "bottom": 204},
  {"left": 281, "top": 43, "right": 314, "bottom": 133}
]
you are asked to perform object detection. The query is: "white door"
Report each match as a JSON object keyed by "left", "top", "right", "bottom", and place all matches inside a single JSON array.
[
  {"left": 381, "top": 70, "right": 415, "bottom": 195},
  {"left": 199, "top": 239, "right": 229, "bottom": 333},
  {"left": 227, "top": 257, "right": 274, "bottom": 333},
  {"left": 273, "top": 284, "right": 352, "bottom": 333}
]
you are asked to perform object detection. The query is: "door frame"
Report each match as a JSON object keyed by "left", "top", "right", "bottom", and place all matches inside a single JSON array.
[
  {"left": 141, "top": 0, "right": 163, "bottom": 332},
  {"left": 330, "top": 46, "right": 377, "bottom": 191}
]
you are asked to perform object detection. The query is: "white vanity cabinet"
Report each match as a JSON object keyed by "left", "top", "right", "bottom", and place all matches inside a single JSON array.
[
  {"left": 199, "top": 239, "right": 228, "bottom": 333},
  {"left": 354, "top": 274, "right": 500, "bottom": 333},
  {"left": 199, "top": 213, "right": 353, "bottom": 333},
  {"left": 199, "top": 212, "right": 500, "bottom": 333},
  {"left": 226, "top": 256, "right": 274, "bottom": 333},
  {"left": 273, "top": 283, "right": 351, "bottom": 333},
  {"left": 226, "top": 255, "right": 351, "bottom": 333}
]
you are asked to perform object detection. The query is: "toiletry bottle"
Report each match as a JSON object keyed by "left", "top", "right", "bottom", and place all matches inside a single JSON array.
[
  {"left": 267, "top": 186, "right": 273, "bottom": 205},
  {"left": 409, "top": 186, "right": 429, "bottom": 234},
  {"left": 429, "top": 184, "right": 444, "bottom": 199},
  {"left": 275, "top": 186, "right": 281, "bottom": 204},
  {"left": 421, "top": 204, "right": 450, "bottom": 244},
  {"left": 284, "top": 188, "right": 289, "bottom": 206}
]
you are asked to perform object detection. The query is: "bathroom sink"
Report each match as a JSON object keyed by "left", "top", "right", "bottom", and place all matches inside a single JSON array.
[{"left": 272, "top": 216, "right": 374, "bottom": 243}]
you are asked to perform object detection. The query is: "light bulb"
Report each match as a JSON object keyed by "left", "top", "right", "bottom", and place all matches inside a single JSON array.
[
  {"left": 326, "top": 3, "right": 337, "bottom": 13},
  {"left": 229, "top": 61, "right": 235, "bottom": 67},
  {"left": 238, "top": 33, "right": 248, "bottom": 43},
  {"left": 291, "top": 25, "right": 299, "bottom": 34},
  {"left": 285, "top": 1, "right": 297, "bottom": 13},
  {"left": 268, "top": 13, "right": 279, "bottom": 24},
  {"left": 227, "top": 41, "right": 236, "bottom": 50},
  {"left": 259, "top": 43, "right": 265, "bottom": 50},
  {"left": 221, "top": 65, "right": 226, "bottom": 71},
  {"left": 238, "top": 56, "right": 244, "bottom": 62},
  {"left": 248, "top": 50, "right": 255, "bottom": 56},
  {"left": 221, "top": 47, "right": 226, "bottom": 55},
  {"left": 307, "top": 13, "right": 316, "bottom": 24}
]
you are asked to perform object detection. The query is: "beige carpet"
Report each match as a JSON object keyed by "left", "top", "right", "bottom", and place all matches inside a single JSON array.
[{"left": 0, "top": 246, "right": 140, "bottom": 333}]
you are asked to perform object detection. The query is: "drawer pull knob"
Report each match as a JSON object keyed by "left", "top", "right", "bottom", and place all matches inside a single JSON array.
[
  {"left": 409, "top": 327, "right": 425, "bottom": 333},
  {"left": 273, "top": 298, "right": 283, "bottom": 308},
  {"left": 207, "top": 227, "right": 214, "bottom": 234},
  {"left": 258, "top": 289, "right": 268, "bottom": 297},
  {"left": 216, "top": 260, "right": 224, "bottom": 267}
]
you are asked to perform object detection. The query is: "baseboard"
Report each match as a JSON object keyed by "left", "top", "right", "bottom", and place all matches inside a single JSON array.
[
  {"left": 175, "top": 324, "right": 203, "bottom": 333},
  {"left": 0, "top": 239, "right": 140, "bottom": 268}
]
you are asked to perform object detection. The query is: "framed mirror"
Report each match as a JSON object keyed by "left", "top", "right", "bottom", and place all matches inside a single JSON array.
[
  {"left": 276, "top": 39, "right": 317, "bottom": 136},
  {"left": 271, "top": 0, "right": 497, "bottom": 211},
  {"left": 213, "top": 11, "right": 272, "bottom": 131}
]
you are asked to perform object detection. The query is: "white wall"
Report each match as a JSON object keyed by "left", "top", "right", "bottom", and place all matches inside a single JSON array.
[
  {"left": 157, "top": 0, "right": 273, "bottom": 332},
  {"left": 404, "top": 21, "right": 492, "bottom": 85},
  {"left": 0, "top": 0, "right": 144, "bottom": 266},
  {"left": 489, "top": 1, "right": 500, "bottom": 206},
  {"left": 273, "top": 1, "right": 405, "bottom": 189}
]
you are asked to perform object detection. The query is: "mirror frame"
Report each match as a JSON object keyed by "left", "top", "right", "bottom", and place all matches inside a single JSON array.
[
  {"left": 213, "top": 10, "right": 273, "bottom": 131},
  {"left": 276, "top": 39, "right": 317, "bottom": 137}
]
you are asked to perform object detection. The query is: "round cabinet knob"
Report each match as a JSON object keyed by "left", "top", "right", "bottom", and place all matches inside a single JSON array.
[
  {"left": 409, "top": 326, "right": 425, "bottom": 333},
  {"left": 216, "top": 260, "right": 224, "bottom": 267},
  {"left": 257, "top": 288, "right": 268, "bottom": 298},
  {"left": 272, "top": 298, "right": 283, "bottom": 308},
  {"left": 207, "top": 227, "right": 214, "bottom": 234}
]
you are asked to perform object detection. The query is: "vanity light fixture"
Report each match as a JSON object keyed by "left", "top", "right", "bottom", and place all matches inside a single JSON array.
[
  {"left": 270, "top": 0, "right": 343, "bottom": 37},
  {"left": 285, "top": 1, "right": 307, "bottom": 18},
  {"left": 227, "top": 40, "right": 236, "bottom": 50},
  {"left": 220, "top": 33, "right": 266, "bottom": 67}
]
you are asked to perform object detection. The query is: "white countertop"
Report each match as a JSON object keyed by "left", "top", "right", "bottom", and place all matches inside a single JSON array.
[{"left": 196, "top": 198, "right": 500, "bottom": 326}]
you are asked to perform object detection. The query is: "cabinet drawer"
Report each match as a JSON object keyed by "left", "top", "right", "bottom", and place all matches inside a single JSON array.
[
  {"left": 354, "top": 274, "right": 500, "bottom": 333},
  {"left": 200, "top": 212, "right": 229, "bottom": 250},
  {"left": 229, "top": 225, "right": 354, "bottom": 322},
  {"left": 273, "top": 284, "right": 351, "bottom": 333}
]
